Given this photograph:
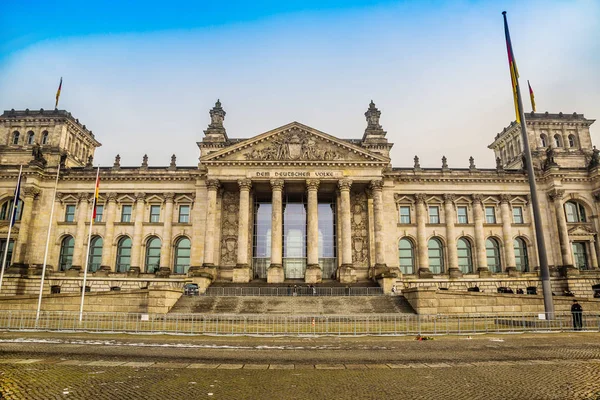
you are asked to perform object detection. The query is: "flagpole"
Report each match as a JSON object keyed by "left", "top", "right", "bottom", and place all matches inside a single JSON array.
[
  {"left": 503, "top": 11, "right": 554, "bottom": 317},
  {"left": 35, "top": 163, "right": 61, "bottom": 323},
  {"left": 0, "top": 165, "right": 23, "bottom": 294},
  {"left": 79, "top": 166, "right": 100, "bottom": 322}
]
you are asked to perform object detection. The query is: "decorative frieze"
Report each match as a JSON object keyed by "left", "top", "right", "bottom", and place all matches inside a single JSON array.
[
  {"left": 350, "top": 191, "right": 369, "bottom": 267},
  {"left": 220, "top": 190, "right": 239, "bottom": 266}
]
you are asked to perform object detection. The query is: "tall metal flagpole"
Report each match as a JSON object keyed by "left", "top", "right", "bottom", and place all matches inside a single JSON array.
[
  {"left": 0, "top": 165, "right": 23, "bottom": 293},
  {"left": 503, "top": 11, "right": 554, "bottom": 317},
  {"left": 36, "top": 163, "right": 61, "bottom": 323},
  {"left": 79, "top": 166, "right": 100, "bottom": 322}
]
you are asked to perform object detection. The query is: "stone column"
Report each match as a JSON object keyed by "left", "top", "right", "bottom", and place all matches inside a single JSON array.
[
  {"left": 415, "top": 194, "right": 432, "bottom": 278},
  {"left": 233, "top": 179, "right": 252, "bottom": 283},
  {"left": 130, "top": 192, "right": 146, "bottom": 272},
  {"left": 101, "top": 193, "right": 117, "bottom": 270},
  {"left": 471, "top": 194, "right": 489, "bottom": 275},
  {"left": 589, "top": 239, "right": 599, "bottom": 269},
  {"left": 159, "top": 193, "right": 175, "bottom": 275},
  {"left": 71, "top": 193, "right": 90, "bottom": 271},
  {"left": 338, "top": 179, "right": 356, "bottom": 283},
  {"left": 305, "top": 179, "right": 322, "bottom": 283},
  {"left": 13, "top": 186, "right": 39, "bottom": 268},
  {"left": 370, "top": 180, "right": 389, "bottom": 277},
  {"left": 548, "top": 189, "right": 573, "bottom": 267},
  {"left": 202, "top": 179, "right": 220, "bottom": 268},
  {"left": 500, "top": 194, "right": 517, "bottom": 274},
  {"left": 444, "top": 194, "right": 461, "bottom": 277},
  {"left": 268, "top": 179, "right": 285, "bottom": 283}
]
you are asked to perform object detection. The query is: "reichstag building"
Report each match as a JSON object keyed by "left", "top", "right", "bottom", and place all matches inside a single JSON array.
[{"left": 0, "top": 101, "right": 599, "bottom": 296}]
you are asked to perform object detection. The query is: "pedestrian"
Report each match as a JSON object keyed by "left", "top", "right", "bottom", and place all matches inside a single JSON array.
[
  {"left": 391, "top": 285, "right": 397, "bottom": 295},
  {"left": 312, "top": 285, "right": 316, "bottom": 296},
  {"left": 571, "top": 299, "right": 583, "bottom": 331}
]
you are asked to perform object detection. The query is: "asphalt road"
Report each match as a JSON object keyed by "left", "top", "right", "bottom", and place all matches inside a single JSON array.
[{"left": 1, "top": 332, "right": 600, "bottom": 399}]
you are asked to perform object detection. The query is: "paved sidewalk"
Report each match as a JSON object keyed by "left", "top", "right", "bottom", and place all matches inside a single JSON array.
[{"left": 1, "top": 332, "right": 600, "bottom": 399}]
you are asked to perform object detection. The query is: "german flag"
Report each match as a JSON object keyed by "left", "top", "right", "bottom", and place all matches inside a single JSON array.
[
  {"left": 92, "top": 168, "right": 100, "bottom": 220},
  {"left": 503, "top": 12, "right": 520, "bottom": 124},
  {"left": 55, "top": 77, "right": 62, "bottom": 109},
  {"left": 528, "top": 80, "right": 536, "bottom": 112}
]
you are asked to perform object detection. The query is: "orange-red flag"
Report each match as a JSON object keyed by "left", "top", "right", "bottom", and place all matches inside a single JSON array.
[
  {"left": 54, "top": 77, "right": 62, "bottom": 109},
  {"left": 503, "top": 14, "right": 520, "bottom": 123},
  {"left": 527, "top": 80, "right": 536, "bottom": 112},
  {"left": 92, "top": 170, "right": 100, "bottom": 219}
]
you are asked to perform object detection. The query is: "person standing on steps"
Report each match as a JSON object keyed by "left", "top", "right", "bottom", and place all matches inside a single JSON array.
[{"left": 571, "top": 299, "right": 583, "bottom": 331}]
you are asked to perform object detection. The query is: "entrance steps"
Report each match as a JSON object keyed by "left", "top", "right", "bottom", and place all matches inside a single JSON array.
[{"left": 168, "top": 295, "right": 416, "bottom": 315}]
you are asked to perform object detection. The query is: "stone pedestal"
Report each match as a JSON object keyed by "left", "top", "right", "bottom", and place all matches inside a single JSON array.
[
  {"left": 418, "top": 268, "right": 434, "bottom": 279},
  {"left": 305, "top": 266, "right": 322, "bottom": 283},
  {"left": 506, "top": 266, "right": 520, "bottom": 278},
  {"left": 267, "top": 266, "right": 285, "bottom": 283},
  {"left": 155, "top": 267, "right": 171, "bottom": 278},
  {"left": 448, "top": 268, "right": 463, "bottom": 279},
  {"left": 339, "top": 265, "right": 357, "bottom": 283},
  {"left": 127, "top": 267, "right": 140, "bottom": 277},
  {"left": 560, "top": 265, "right": 580, "bottom": 277},
  {"left": 190, "top": 276, "right": 213, "bottom": 294},
  {"left": 188, "top": 266, "right": 217, "bottom": 280},
  {"left": 65, "top": 266, "right": 81, "bottom": 277},
  {"left": 232, "top": 267, "right": 251, "bottom": 283},
  {"left": 94, "top": 266, "right": 111, "bottom": 277},
  {"left": 478, "top": 268, "right": 492, "bottom": 278},
  {"left": 372, "top": 264, "right": 398, "bottom": 279}
]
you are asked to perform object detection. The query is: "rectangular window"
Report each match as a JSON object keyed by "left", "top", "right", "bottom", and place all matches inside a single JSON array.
[
  {"left": 513, "top": 207, "right": 524, "bottom": 224},
  {"left": 178, "top": 205, "right": 190, "bottom": 223},
  {"left": 457, "top": 206, "right": 468, "bottom": 224},
  {"left": 94, "top": 205, "right": 104, "bottom": 223},
  {"left": 485, "top": 206, "right": 496, "bottom": 224},
  {"left": 399, "top": 206, "right": 411, "bottom": 224},
  {"left": 429, "top": 206, "right": 440, "bottom": 224},
  {"left": 149, "top": 205, "right": 160, "bottom": 223},
  {"left": 65, "top": 205, "right": 76, "bottom": 222},
  {"left": 121, "top": 205, "right": 132, "bottom": 222}
]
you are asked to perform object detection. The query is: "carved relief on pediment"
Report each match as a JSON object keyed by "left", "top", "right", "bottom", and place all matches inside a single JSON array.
[{"left": 243, "top": 129, "right": 351, "bottom": 161}]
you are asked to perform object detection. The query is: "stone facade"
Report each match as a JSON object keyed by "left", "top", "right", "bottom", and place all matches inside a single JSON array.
[{"left": 1, "top": 102, "right": 600, "bottom": 298}]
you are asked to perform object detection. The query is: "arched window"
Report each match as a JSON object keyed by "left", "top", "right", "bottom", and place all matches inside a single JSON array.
[
  {"left": 145, "top": 236, "right": 161, "bottom": 273},
  {"left": 564, "top": 201, "right": 586, "bottom": 223},
  {"left": 568, "top": 135, "right": 576, "bottom": 148},
  {"left": 516, "top": 138, "right": 522, "bottom": 153},
  {"left": 486, "top": 238, "right": 502, "bottom": 273},
  {"left": 12, "top": 131, "right": 19, "bottom": 145},
  {"left": 87, "top": 236, "right": 103, "bottom": 272},
  {"left": 398, "top": 238, "right": 415, "bottom": 275},
  {"left": 27, "top": 131, "right": 35, "bottom": 145},
  {"left": 457, "top": 238, "right": 473, "bottom": 273},
  {"left": 174, "top": 237, "right": 191, "bottom": 274},
  {"left": 514, "top": 237, "right": 529, "bottom": 272},
  {"left": 540, "top": 134, "right": 547, "bottom": 148},
  {"left": 508, "top": 144, "right": 514, "bottom": 159},
  {"left": 0, "top": 199, "right": 23, "bottom": 222},
  {"left": 116, "top": 237, "right": 132, "bottom": 272},
  {"left": 59, "top": 235, "right": 75, "bottom": 271},
  {"left": 75, "top": 143, "right": 79, "bottom": 158},
  {"left": 42, "top": 130, "right": 49, "bottom": 145},
  {"left": 428, "top": 237, "right": 444, "bottom": 274},
  {"left": 554, "top": 134, "right": 561, "bottom": 148}
]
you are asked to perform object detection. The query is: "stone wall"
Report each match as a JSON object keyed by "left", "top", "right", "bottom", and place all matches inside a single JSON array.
[
  {"left": 403, "top": 286, "right": 600, "bottom": 315},
  {"left": 0, "top": 288, "right": 182, "bottom": 314}
]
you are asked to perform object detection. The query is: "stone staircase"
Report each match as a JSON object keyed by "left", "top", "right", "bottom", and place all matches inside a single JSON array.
[{"left": 168, "top": 295, "right": 415, "bottom": 315}]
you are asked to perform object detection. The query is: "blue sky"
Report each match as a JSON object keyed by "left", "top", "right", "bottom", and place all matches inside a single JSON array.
[{"left": 1, "top": 0, "right": 599, "bottom": 167}]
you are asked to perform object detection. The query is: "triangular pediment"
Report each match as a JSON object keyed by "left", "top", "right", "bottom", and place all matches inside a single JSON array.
[
  {"left": 200, "top": 122, "right": 389, "bottom": 165},
  {"left": 568, "top": 225, "right": 596, "bottom": 236}
]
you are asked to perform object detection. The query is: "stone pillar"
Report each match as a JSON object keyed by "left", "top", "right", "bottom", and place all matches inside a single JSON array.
[
  {"left": 415, "top": 194, "right": 432, "bottom": 278},
  {"left": 305, "top": 179, "right": 322, "bottom": 283},
  {"left": 589, "top": 239, "right": 599, "bottom": 269},
  {"left": 159, "top": 193, "right": 175, "bottom": 275},
  {"left": 101, "top": 193, "right": 117, "bottom": 270},
  {"left": 444, "top": 194, "right": 461, "bottom": 278},
  {"left": 338, "top": 179, "right": 356, "bottom": 283},
  {"left": 71, "top": 193, "right": 90, "bottom": 271},
  {"left": 548, "top": 189, "right": 574, "bottom": 268},
  {"left": 13, "top": 186, "right": 39, "bottom": 267},
  {"left": 233, "top": 179, "right": 252, "bottom": 283},
  {"left": 471, "top": 194, "right": 489, "bottom": 276},
  {"left": 130, "top": 192, "right": 146, "bottom": 272},
  {"left": 370, "top": 180, "right": 390, "bottom": 278},
  {"left": 268, "top": 179, "right": 285, "bottom": 283},
  {"left": 500, "top": 194, "right": 517, "bottom": 274},
  {"left": 202, "top": 180, "right": 220, "bottom": 268}
]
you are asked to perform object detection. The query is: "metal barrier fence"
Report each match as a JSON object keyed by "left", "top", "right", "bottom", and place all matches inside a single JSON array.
[
  {"left": 203, "top": 287, "right": 384, "bottom": 296},
  {"left": 0, "top": 310, "right": 598, "bottom": 336}
]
